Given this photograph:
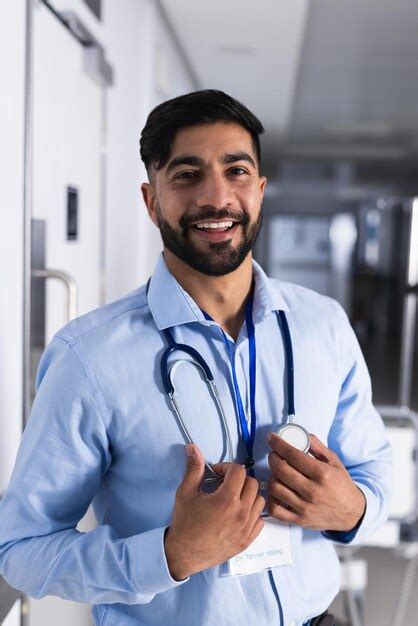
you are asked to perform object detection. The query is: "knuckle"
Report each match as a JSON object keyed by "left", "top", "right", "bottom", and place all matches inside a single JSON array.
[
  {"left": 221, "top": 493, "right": 238, "bottom": 513},
  {"left": 267, "top": 499, "right": 278, "bottom": 517},
  {"left": 256, "top": 494, "right": 266, "bottom": 510},
  {"left": 235, "top": 506, "right": 248, "bottom": 524},
  {"left": 236, "top": 465, "right": 247, "bottom": 479},
  {"left": 247, "top": 476, "right": 258, "bottom": 490},
  {"left": 228, "top": 493, "right": 241, "bottom": 508},
  {"left": 269, "top": 480, "right": 281, "bottom": 498},
  {"left": 268, "top": 475, "right": 276, "bottom": 490},
  {"left": 216, "top": 490, "right": 230, "bottom": 508},
  {"left": 268, "top": 452, "right": 281, "bottom": 473},
  {"left": 175, "top": 485, "right": 186, "bottom": 501},
  {"left": 319, "top": 465, "right": 331, "bottom": 483},
  {"left": 306, "top": 486, "right": 318, "bottom": 503},
  {"left": 287, "top": 449, "right": 299, "bottom": 465},
  {"left": 298, "top": 501, "right": 308, "bottom": 517},
  {"left": 267, "top": 451, "right": 275, "bottom": 467},
  {"left": 257, "top": 517, "right": 266, "bottom": 534},
  {"left": 228, "top": 465, "right": 245, "bottom": 483},
  {"left": 329, "top": 450, "right": 339, "bottom": 463},
  {"left": 238, "top": 536, "right": 251, "bottom": 551},
  {"left": 244, "top": 476, "right": 258, "bottom": 495}
]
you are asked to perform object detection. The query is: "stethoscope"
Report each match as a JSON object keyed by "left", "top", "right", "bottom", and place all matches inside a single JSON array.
[{"left": 146, "top": 278, "right": 310, "bottom": 483}]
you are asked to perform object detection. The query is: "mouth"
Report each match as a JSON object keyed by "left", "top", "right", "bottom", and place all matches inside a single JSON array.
[{"left": 189, "top": 220, "right": 240, "bottom": 242}]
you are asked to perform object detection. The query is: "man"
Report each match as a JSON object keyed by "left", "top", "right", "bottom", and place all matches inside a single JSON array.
[{"left": 0, "top": 90, "right": 391, "bottom": 626}]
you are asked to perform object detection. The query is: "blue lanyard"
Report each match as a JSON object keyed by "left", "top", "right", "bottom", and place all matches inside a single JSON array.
[
  {"left": 201, "top": 289, "right": 257, "bottom": 474},
  {"left": 145, "top": 277, "right": 295, "bottom": 475}
]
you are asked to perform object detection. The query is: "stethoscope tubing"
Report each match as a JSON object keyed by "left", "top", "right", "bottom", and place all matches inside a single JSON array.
[
  {"left": 168, "top": 367, "right": 234, "bottom": 481},
  {"left": 145, "top": 277, "right": 299, "bottom": 482}
]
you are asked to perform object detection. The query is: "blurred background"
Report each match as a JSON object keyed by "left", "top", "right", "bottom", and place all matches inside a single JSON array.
[{"left": 1, "top": 1, "right": 418, "bottom": 625}]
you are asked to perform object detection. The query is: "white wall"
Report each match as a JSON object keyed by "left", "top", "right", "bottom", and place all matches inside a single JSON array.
[
  {"left": 104, "top": 0, "right": 156, "bottom": 300},
  {"left": 50, "top": 0, "right": 197, "bottom": 301},
  {"left": 104, "top": 0, "right": 197, "bottom": 301},
  {"left": 139, "top": 2, "right": 199, "bottom": 276},
  {"left": 0, "top": 2, "right": 26, "bottom": 624},
  {"left": 0, "top": 0, "right": 26, "bottom": 494}
]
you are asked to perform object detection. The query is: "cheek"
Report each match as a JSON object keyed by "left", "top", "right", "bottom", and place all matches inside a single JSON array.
[
  {"left": 236, "top": 183, "right": 262, "bottom": 208},
  {"left": 158, "top": 187, "right": 194, "bottom": 217},
  {"left": 154, "top": 201, "right": 178, "bottom": 227}
]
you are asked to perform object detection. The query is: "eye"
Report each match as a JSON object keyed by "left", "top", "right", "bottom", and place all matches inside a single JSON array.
[
  {"left": 228, "top": 167, "right": 248, "bottom": 176},
  {"left": 174, "top": 170, "right": 198, "bottom": 180}
]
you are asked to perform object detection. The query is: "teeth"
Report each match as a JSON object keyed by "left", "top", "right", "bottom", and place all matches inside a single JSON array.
[{"left": 195, "top": 221, "right": 234, "bottom": 229}]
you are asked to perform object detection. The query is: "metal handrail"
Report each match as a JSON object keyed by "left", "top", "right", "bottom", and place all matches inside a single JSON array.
[{"left": 32, "top": 268, "right": 78, "bottom": 321}]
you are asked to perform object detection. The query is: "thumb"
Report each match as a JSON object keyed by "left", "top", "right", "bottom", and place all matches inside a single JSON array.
[{"left": 179, "top": 443, "right": 205, "bottom": 494}]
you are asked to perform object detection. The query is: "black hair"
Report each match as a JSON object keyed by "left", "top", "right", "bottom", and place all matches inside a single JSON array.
[{"left": 139, "top": 89, "right": 264, "bottom": 176}]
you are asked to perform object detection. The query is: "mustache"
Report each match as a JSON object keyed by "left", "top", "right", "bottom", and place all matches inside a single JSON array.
[{"left": 180, "top": 208, "right": 250, "bottom": 229}]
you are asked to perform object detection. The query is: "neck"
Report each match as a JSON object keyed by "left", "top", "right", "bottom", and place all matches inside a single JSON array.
[{"left": 163, "top": 249, "right": 254, "bottom": 340}]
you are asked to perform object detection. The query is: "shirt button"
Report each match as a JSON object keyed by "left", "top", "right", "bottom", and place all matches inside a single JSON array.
[{"left": 259, "top": 481, "right": 267, "bottom": 491}]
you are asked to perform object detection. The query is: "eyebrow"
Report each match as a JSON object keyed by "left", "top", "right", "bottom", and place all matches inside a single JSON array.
[
  {"left": 166, "top": 155, "right": 204, "bottom": 173},
  {"left": 165, "top": 151, "right": 257, "bottom": 173},
  {"left": 222, "top": 152, "right": 257, "bottom": 168}
]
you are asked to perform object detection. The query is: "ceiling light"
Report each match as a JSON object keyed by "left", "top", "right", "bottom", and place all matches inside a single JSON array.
[{"left": 217, "top": 45, "right": 256, "bottom": 56}]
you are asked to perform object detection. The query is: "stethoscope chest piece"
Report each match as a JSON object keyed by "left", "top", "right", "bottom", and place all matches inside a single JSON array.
[{"left": 276, "top": 421, "right": 310, "bottom": 453}]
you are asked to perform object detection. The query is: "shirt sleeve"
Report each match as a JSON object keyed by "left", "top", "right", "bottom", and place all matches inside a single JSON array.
[
  {"left": 321, "top": 300, "right": 393, "bottom": 545},
  {"left": 0, "top": 335, "right": 188, "bottom": 604}
]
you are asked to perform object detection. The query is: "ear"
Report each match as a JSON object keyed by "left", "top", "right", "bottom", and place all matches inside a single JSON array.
[
  {"left": 141, "top": 182, "right": 159, "bottom": 228},
  {"left": 259, "top": 175, "right": 267, "bottom": 203}
]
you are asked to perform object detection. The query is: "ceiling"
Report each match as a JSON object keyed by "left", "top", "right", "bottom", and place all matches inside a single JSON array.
[
  {"left": 159, "top": 0, "right": 309, "bottom": 167},
  {"left": 160, "top": 0, "right": 418, "bottom": 172},
  {"left": 289, "top": 0, "right": 418, "bottom": 158}
]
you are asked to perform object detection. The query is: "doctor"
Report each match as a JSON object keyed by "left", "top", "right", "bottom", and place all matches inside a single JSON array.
[{"left": 0, "top": 90, "right": 391, "bottom": 626}]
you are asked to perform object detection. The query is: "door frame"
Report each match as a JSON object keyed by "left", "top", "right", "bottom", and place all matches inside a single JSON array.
[{"left": 20, "top": 2, "right": 113, "bottom": 624}]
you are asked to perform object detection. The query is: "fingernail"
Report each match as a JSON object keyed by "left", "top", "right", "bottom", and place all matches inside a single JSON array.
[
  {"left": 185, "top": 444, "right": 194, "bottom": 457},
  {"left": 267, "top": 432, "right": 274, "bottom": 444}
]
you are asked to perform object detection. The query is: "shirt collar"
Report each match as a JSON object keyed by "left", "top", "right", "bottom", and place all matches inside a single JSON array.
[{"left": 146, "top": 252, "right": 288, "bottom": 331}]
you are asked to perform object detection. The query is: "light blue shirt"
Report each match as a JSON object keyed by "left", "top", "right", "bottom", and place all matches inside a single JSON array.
[{"left": 0, "top": 253, "right": 392, "bottom": 626}]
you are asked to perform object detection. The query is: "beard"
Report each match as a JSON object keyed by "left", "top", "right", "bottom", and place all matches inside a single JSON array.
[{"left": 155, "top": 204, "right": 263, "bottom": 276}]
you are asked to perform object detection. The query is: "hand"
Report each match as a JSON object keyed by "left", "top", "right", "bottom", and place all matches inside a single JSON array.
[
  {"left": 267, "top": 432, "right": 366, "bottom": 532},
  {"left": 164, "top": 444, "right": 265, "bottom": 580}
]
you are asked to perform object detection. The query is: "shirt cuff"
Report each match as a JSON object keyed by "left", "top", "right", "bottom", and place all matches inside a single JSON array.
[
  {"left": 126, "top": 526, "right": 190, "bottom": 598},
  {"left": 321, "top": 483, "right": 374, "bottom": 545}
]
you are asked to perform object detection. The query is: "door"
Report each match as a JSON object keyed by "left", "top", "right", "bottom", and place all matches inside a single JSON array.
[
  {"left": 29, "top": 2, "right": 108, "bottom": 625},
  {"left": 32, "top": 1, "right": 102, "bottom": 349}
]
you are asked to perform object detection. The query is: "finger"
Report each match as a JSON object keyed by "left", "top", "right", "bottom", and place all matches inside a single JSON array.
[
  {"left": 268, "top": 497, "right": 299, "bottom": 525},
  {"left": 246, "top": 516, "right": 265, "bottom": 546},
  {"left": 240, "top": 475, "right": 261, "bottom": 508},
  {"left": 249, "top": 493, "right": 267, "bottom": 525},
  {"left": 211, "top": 461, "right": 238, "bottom": 475},
  {"left": 268, "top": 477, "right": 305, "bottom": 513},
  {"left": 178, "top": 444, "right": 206, "bottom": 495},
  {"left": 268, "top": 452, "right": 311, "bottom": 499},
  {"left": 268, "top": 432, "right": 321, "bottom": 479},
  {"left": 308, "top": 434, "right": 340, "bottom": 466},
  {"left": 214, "top": 463, "right": 247, "bottom": 496}
]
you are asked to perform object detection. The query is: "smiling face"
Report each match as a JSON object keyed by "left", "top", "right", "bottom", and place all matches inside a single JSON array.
[{"left": 141, "top": 122, "right": 267, "bottom": 276}]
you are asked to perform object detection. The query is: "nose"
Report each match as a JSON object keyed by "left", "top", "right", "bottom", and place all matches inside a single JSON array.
[{"left": 195, "top": 170, "right": 234, "bottom": 210}]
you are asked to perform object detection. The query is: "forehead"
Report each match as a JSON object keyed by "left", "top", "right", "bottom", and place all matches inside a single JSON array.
[{"left": 168, "top": 122, "right": 256, "bottom": 162}]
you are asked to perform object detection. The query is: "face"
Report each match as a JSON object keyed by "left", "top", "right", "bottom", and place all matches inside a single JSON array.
[{"left": 141, "top": 122, "right": 267, "bottom": 276}]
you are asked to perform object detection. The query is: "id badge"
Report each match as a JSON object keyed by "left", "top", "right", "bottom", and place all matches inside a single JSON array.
[{"left": 228, "top": 515, "right": 293, "bottom": 576}]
